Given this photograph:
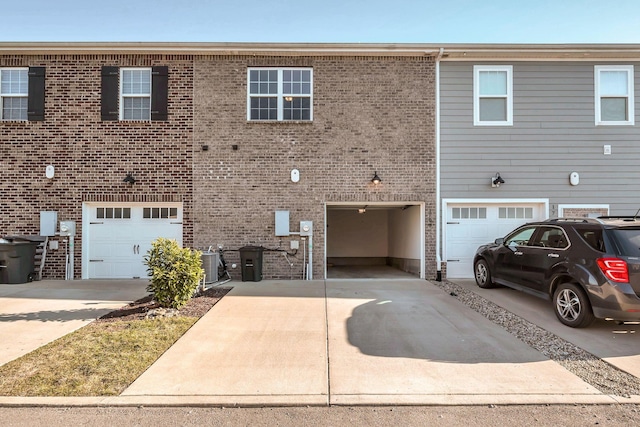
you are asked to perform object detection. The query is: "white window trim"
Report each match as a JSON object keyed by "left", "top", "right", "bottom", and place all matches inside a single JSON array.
[
  {"left": 0, "top": 67, "right": 29, "bottom": 121},
  {"left": 594, "top": 65, "right": 634, "bottom": 126},
  {"left": 247, "top": 67, "right": 313, "bottom": 121},
  {"left": 473, "top": 65, "right": 513, "bottom": 126},
  {"left": 119, "top": 67, "right": 152, "bottom": 121}
]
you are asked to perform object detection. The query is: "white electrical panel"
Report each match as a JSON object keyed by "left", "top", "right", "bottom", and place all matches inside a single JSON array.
[
  {"left": 59, "top": 221, "right": 76, "bottom": 236},
  {"left": 40, "top": 211, "right": 58, "bottom": 236},
  {"left": 275, "top": 210, "right": 290, "bottom": 236},
  {"left": 300, "top": 221, "right": 313, "bottom": 236}
]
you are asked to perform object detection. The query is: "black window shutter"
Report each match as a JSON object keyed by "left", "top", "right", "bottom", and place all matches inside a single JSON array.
[
  {"left": 27, "top": 67, "right": 45, "bottom": 121},
  {"left": 101, "top": 66, "right": 119, "bottom": 121},
  {"left": 151, "top": 66, "right": 168, "bottom": 121}
]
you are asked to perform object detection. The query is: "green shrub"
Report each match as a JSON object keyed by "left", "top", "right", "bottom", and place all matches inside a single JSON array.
[{"left": 143, "top": 238, "right": 204, "bottom": 309}]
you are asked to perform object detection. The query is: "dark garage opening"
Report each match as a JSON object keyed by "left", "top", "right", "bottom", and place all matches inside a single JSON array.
[{"left": 326, "top": 204, "right": 423, "bottom": 279}]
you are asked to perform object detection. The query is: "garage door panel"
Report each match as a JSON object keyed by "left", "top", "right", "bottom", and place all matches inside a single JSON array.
[
  {"left": 446, "top": 203, "right": 545, "bottom": 279},
  {"left": 86, "top": 205, "right": 183, "bottom": 279}
]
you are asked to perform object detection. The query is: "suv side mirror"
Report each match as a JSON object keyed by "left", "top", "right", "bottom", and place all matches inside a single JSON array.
[{"left": 495, "top": 237, "right": 504, "bottom": 245}]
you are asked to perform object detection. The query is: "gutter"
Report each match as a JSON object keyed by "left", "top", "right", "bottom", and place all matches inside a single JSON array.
[{"left": 435, "top": 47, "right": 444, "bottom": 281}]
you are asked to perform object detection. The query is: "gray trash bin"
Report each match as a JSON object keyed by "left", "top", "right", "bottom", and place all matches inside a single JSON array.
[
  {"left": 239, "top": 246, "right": 263, "bottom": 282},
  {"left": 0, "top": 241, "right": 38, "bottom": 284}
]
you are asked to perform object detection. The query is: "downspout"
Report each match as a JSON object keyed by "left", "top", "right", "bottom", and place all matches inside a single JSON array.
[{"left": 435, "top": 47, "right": 444, "bottom": 281}]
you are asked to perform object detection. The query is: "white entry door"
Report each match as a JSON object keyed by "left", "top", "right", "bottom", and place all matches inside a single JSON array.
[
  {"left": 85, "top": 204, "right": 183, "bottom": 279},
  {"left": 445, "top": 202, "right": 546, "bottom": 279}
]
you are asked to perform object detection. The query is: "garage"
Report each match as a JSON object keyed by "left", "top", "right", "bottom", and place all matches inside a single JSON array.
[
  {"left": 82, "top": 203, "right": 183, "bottom": 279},
  {"left": 325, "top": 202, "right": 424, "bottom": 279},
  {"left": 444, "top": 200, "right": 548, "bottom": 279}
]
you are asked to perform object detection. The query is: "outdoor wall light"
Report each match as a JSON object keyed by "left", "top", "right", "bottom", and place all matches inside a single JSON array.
[
  {"left": 491, "top": 172, "right": 505, "bottom": 188},
  {"left": 123, "top": 173, "right": 136, "bottom": 185},
  {"left": 358, "top": 206, "right": 367, "bottom": 214},
  {"left": 371, "top": 172, "right": 382, "bottom": 185}
]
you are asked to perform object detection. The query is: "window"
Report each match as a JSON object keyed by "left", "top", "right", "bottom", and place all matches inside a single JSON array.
[
  {"left": 101, "top": 66, "right": 168, "bottom": 121},
  {"left": 248, "top": 68, "right": 313, "bottom": 121},
  {"left": 504, "top": 226, "right": 536, "bottom": 247},
  {"left": 1, "top": 68, "right": 28, "bottom": 120},
  {"left": 595, "top": 65, "right": 634, "bottom": 125},
  {"left": 452, "top": 207, "right": 487, "bottom": 219},
  {"left": 96, "top": 207, "right": 131, "bottom": 219},
  {"left": 143, "top": 207, "right": 178, "bottom": 219},
  {"left": 537, "top": 227, "right": 569, "bottom": 249},
  {"left": 499, "top": 207, "right": 534, "bottom": 220},
  {"left": 0, "top": 67, "right": 45, "bottom": 122},
  {"left": 474, "top": 65, "right": 513, "bottom": 126},
  {"left": 121, "top": 68, "right": 151, "bottom": 120}
]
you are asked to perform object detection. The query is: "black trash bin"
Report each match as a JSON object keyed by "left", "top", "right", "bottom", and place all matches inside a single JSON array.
[
  {"left": 239, "top": 246, "right": 264, "bottom": 282},
  {"left": 0, "top": 241, "right": 38, "bottom": 284}
]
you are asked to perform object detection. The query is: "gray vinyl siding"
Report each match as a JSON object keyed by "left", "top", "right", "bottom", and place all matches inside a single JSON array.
[{"left": 440, "top": 61, "right": 640, "bottom": 215}]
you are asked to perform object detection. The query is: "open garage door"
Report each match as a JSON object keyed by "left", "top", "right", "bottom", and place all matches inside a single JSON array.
[{"left": 325, "top": 202, "right": 424, "bottom": 279}]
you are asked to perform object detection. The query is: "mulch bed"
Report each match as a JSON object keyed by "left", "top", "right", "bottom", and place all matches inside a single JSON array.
[{"left": 97, "top": 286, "right": 232, "bottom": 323}]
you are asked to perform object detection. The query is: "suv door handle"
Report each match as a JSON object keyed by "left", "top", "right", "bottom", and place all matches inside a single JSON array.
[
  {"left": 514, "top": 251, "right": 523, "bottom": 256},
  {"left": 548, "top": 253, "right": 559, "bottom": 258}
]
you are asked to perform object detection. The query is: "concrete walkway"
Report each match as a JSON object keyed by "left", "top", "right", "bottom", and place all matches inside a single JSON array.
[
  {"left": 0, "top": 279, "right": 148, "bottom": 367},
  {"left": 1, "top": 279, "right": 638, "bottom": 406}
]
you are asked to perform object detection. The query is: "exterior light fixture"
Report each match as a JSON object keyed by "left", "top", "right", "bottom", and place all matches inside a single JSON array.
[
  {"left": 358, "top": 206, "right": 367, "bottom": 214},
  {"left": 371, "top": 172, "right": 382, "bottom": 185},
  {"left": 123, "top": 173, "right": 136, "bottom": 184},
  {"left": 491, "top": 172, "right": 505, "bottom": 188}
]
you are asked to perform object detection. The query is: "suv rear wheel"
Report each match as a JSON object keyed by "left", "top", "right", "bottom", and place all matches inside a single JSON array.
[
  {"left": 553, "top": 282, "right": 594, "bottom": 328},
  {"left": 474, "top": 259, "right": 496, "bottom": 289}
]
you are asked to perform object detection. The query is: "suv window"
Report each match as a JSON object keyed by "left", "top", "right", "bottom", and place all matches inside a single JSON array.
[
  {"left": 537, "top": 226, "right": 569, "bottom": 249},
  {"left": 609, "top": 228, "right": 640, "bottom": 257},
  {"left": 575, "top": 227, "right": 606, "bottom": 252},
  {"left": 504, "top": 226, "right": 536, "bottom": 246}
]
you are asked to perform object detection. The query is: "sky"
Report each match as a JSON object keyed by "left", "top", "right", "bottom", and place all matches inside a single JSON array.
[{"left": 4, "top": 0, "right": 640, "bottom": 44}]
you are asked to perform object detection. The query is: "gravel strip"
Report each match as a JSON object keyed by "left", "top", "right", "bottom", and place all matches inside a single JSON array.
[{"left": 433, "top": 280, "right": 640, "bottom": 398}]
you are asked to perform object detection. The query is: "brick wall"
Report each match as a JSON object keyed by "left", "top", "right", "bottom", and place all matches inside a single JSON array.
[
  {"left": 192, "top": 55, "right": 437, "bottom": 279},
  {"left": 0, "top": 55, "right": 194, "bottom": 279}
]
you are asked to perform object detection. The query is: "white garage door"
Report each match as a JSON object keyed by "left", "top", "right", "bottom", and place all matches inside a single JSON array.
[
  {"left": 445, "top": 202, "right": 546, "bottom": 279},
  {"left": 85, "top": 203, "right": 183, "bottom": 279}
]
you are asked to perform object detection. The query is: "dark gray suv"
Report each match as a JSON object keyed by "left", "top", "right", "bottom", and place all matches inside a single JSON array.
[{"left": 473, "top": 217, "right": 640, "bottom": 328}]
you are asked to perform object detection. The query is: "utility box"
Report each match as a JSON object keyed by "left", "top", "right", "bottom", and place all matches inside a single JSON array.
[
  {"left": 40, "top": 211, "right": 58, "bottom": 236},
  {"left": 239, "top": 246, "right": 264, "bottom": 282},
  {"left": 59, "top": 221, "right": 76, "bottom": 236},
  {"left": 275, "top": 210, "right": 290, "bottom": 236},
  {"left": 201, "top": 250, "right": 219, "bottom": 284}
]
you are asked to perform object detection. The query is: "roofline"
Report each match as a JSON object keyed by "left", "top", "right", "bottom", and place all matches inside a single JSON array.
[{"left": 1, "top": 42, "right": 640, "bottom": 60}]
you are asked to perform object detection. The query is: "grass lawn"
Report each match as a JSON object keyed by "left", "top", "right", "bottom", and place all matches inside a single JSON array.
[{"left": 0, "top": 317, "right": 197, "bottom": 396}]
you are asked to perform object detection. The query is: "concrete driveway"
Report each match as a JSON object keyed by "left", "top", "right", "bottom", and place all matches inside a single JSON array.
[
  {"left": 453, "top": 279, "right": 640, "bottom": 380},
  {"left": 0, "top": 279, "right": 148, "bottom": 366},
  {"left": 120, "top": 279, "right": 619, "bottom": 406},
  {"left": 1, "top": 278, "right": 638, "bottom": 406}
]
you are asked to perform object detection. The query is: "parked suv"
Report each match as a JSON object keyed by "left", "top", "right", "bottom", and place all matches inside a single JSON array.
[{"left": 473, "top": 217, "right": 640, "bottom": 328}]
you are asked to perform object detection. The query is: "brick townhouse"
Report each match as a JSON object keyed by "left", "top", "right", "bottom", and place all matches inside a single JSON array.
[{"left": 0, "top": 43, "right": 438, "bottom": 281}]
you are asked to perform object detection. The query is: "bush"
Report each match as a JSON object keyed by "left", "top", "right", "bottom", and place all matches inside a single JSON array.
[{"left": 143, "top": 238, "right": 204, "bottom": 309}]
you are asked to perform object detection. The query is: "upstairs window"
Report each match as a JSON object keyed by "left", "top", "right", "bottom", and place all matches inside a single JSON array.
[
  {"left": 473, "top": 65, "right": 513, "bottom": 126},
  {"left": 248, "top": 68, "right": 313, "bottom": 121},
  {"left": 595, "top": 65, "right": 634, "bottom": 126},
  {"left": 121, "top": 68, "right": 151, "bottom": 120},
  {"left": 101, "top": 66, "right": 168, "bottom": 121},
  {"left": 0, "top": 67, "right": 45, "bottom": 122},
  {"left": 1, "top": 68, "right": 27, "bottom": 120}
]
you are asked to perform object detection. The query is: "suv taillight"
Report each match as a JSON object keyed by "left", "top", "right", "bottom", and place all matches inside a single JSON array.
[{"left": 597, "top": 258, "right": 629, "bottom": 283}]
